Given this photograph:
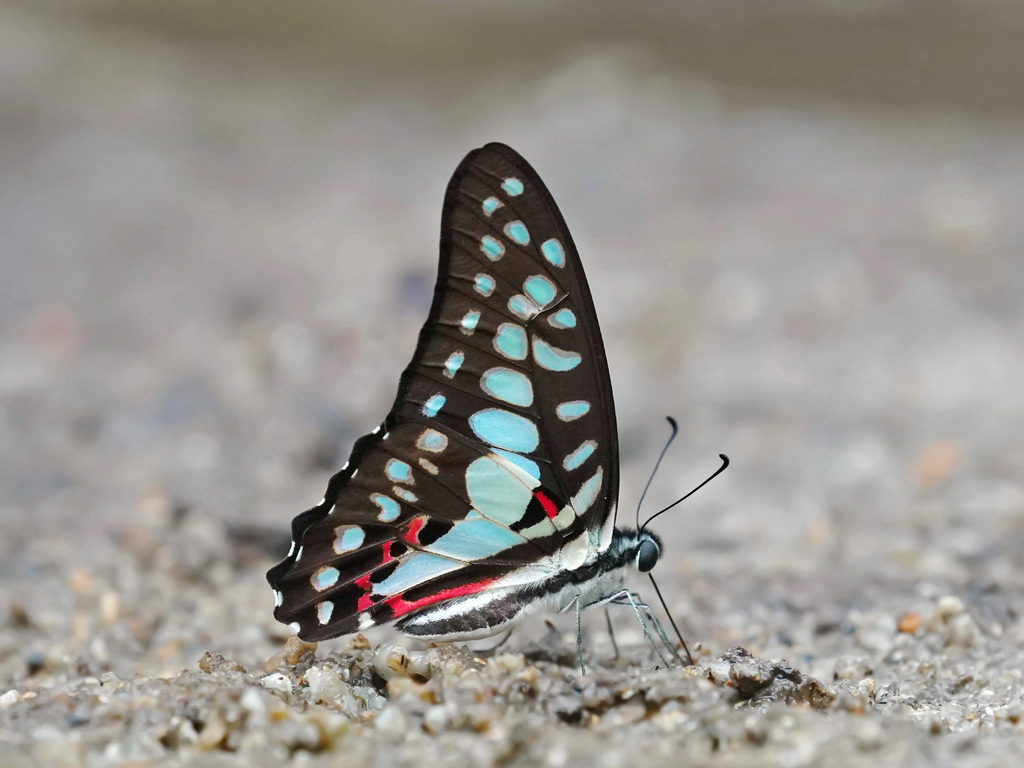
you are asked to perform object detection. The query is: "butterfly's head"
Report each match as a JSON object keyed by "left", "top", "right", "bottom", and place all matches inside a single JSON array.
[
  {"left": 610, "top": 527, "right": 664, "bottom": 573},
  {"left": 635, "top": 531, "right": 661, "bottom": 572}
]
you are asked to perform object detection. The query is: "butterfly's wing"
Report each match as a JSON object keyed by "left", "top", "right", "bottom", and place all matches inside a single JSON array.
[{"left": 268, "top": 143, "right": 619, "bottom": 641}]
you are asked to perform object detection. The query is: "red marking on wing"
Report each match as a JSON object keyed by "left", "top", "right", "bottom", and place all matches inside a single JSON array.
[
  {"left": 356, "top": 541, "right": 398, "bottom": 613},
  {"left": 403, "top": 517, "right": 425, "bottom": 545},
  {"left": 535, "top": 490, "right": 559, "bottom": 520},
  {"left": 384, "top": 578, "right": 495, "bottom": 619},
  {"left": 355, "top": 572, "right": 374, "bottom": 612}
]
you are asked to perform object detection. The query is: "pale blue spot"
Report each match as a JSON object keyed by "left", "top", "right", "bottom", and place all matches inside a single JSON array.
[
  {"left": 541, "top": 238, "right": 566, "bottom": 267},
  {"left": 563, "top": 440, "right": 597, "bottom": 471},
  {"left": 422, "top": 394, "right": 446, "bottom": 417},
  {"left": 444, "top": 351, "right": 464, "bottom": 379},
  {"left": 466, "top": 456, "right": 534, "bottom": 525},
  {"left": 524, "top": 275, "right": 556, "bottom": 308},
  {"left": 532, "top": 337, "right": 581, "bottom": 371},
  {"left": 393, "top": 487, "right": 418, "bottom": 503},
  {"left": 480, "top": 368, "right": 534, "bottom": 407},
  {"left": 317, "top": 601, "right": 334, "bottom": 625},
  {"left": 502, "top": 177, "right": 524, "bottom": 196},
  {"left": 333, "top": 525, "right": 365, "bottom": 554},
  {"left": 385, "top": 459, "right": 413, "bottom": 484},
  {"left": 482, "top": 196, "right": 502, "bottom": 216},
  {"left": 504, "top": 221, "right": 530, "bottom": 245},
  {"left": 419, "top": 458, "right": 439, "bottom": 474},
  {"left": 571, "top": 467, "right": 604, "bottom": 516},
  {"left": 481, "top": 235, "right": 504, "bottom": 260},
  {"left": 556, "top": 400, "right": 590, "bottom": 421},
  {"left": 469, "top": 408, "right": 539, "bottom": 453},
  {"left": 549, "top": 308, "right": 577, "bottom": 329},
  {"left": 508, "top": 294, "right": 538, "bottom": 321},
  {"left": 461, "top": 310, "right": 480, "bottom": 333},
  {"left": 373, "top": 553, "right": 461, "bottom": 597},
  {"left": 416, "top": 428, "right": 448, "bottom": 453},
  {"left": 494, "top": 323, "right": 528, "bottom": 360},
  {"left": 474, "top": 274, "right": 496, "bottom": 297},
  {"left": 493, "top": 449, "right": 541, "bottom": 483},
  {"left": 427, "top": 518, "right": 526, "bottom": 560},
  {"left": 312, "top": 567, "right": 340, "bottom": 591},
  {"left": 371, "top": 493, "right": 401, "bottom": 522}
]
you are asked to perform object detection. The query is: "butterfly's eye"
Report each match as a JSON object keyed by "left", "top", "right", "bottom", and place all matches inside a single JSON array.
[{"left": 635, "top": 538, "right": 660, "bottom": 572}]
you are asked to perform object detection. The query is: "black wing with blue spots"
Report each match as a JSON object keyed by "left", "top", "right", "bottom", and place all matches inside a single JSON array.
[{"left": 268, "top": 143, "right": 620, "bottom": 640}]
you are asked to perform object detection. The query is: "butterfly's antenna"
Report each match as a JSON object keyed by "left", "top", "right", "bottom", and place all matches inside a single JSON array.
[
  {"left": 641, "top": 454, "right": 730, "bottom": 532},
  {"left": 635, "top": 417, "right": 679, "bottom": 530},
  {"left": 649, "top": 573, "right": 694, "bottom": 665}
]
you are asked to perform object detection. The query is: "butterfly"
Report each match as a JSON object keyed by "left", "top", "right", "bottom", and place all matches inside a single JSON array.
[{"left": 267, "top": 143, "right": 696, "bottom": 669}]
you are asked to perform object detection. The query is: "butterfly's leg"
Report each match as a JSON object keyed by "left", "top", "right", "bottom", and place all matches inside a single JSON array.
[
  {"left": 625, "top": 593, "right": 685, "bottom": 666},
  {"left": 604, "top": 608, "right": 620, "bottom": 661},
  {"left": 574, "top": 595, "right": 587, "bottom": 675},
  {"left": 599, "top": 590, "right": 671, "bottom": 668}
]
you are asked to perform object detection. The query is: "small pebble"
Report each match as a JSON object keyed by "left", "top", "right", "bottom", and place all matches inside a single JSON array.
[
  {"left": 260, "top": 673, "right": 292, "bottom": 694},
  {"left": 897, "top": 611, "right": 921, "bottom": 634},
  {"left": 284, "top": 636, "right": 318, "bottom": 666},
  {"left": 374, "top": 705, "right": 408, "bottom": 734},
  {"left": 423, "top": 705, "right": 448, "bottom": 734},
  {"left": 99, "top": 591, "right": 121, "bottom": 625},
  {"left": 372, "top": 643, "right": 412, "bottom": 681}
]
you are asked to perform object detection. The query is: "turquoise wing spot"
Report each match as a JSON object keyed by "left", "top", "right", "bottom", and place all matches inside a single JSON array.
[
  {"left": 508, "top": 294, "right": 539, "bottom": 321},
  {"left": 482, "top": 196, "right": 503, "bottom": 216},
  {"left": 492, "top": 449, "right": 541, "bottom": 483},
  {"left": 502, "top": 177, "right": 524, "bottom": 196},
  {"left": 461, "top": 310, "right": 480, "bottom": 334},
  {"left": 523, "top": 275, "right": 556, "bottom": 308},
  {"left": 416, "top": 429, "right": 448, "bottom": 452},
  {"left": 426, "top": 518, "right": 527, "bottom": 560},
  {"left": 532, "top": 337, "right": 581, "bottom": 371},
  {"left": 422, "top": 394, "right": 446, "bottom": 417},
  {"left": 541, "top": 238, "right": 565, "bottom": 267},
  {"left": 393, "top": 487, "right": 417, "bottom": 503},
  {"left": 548, "top": 308, "right": 576, "bottom": 329},
  {"left": 469, "top": 408, "right": 539, "bottom": 453},
  {"left": 370, "top": 493, "right": 401, "bottom": 522},
  {"left": 504, "top": 221, "right": 530, "bottom": 245},
  {"left": 332, "top": 525, "right": 365, "bottom": 554},
  {"left": 474, "top": 274, "right": 496, "bottom": 297},
  {"left": 481, "top": 235, "right": 504, "bottom": 260},
  {"left": 372, "top": 553, "right": 462, "bottom": 597},
  {"left": 443, "top": 351, "right": 464, "bottom": 379},
  {"left": 385, "top": 459, "right": 413, "bottom": 484},
  {"left": 556, "top": 400, "right": 590, "bottom": 421},
  {"left": 570, "top": 467, "right": 604, "bottom": 517},
  {"left": 480, "top": 367, "right": 534, "bottom": 407},
  {"left": 466, "top": 455, "right": 535, "bottom": 526},
  {"left": 317, "top": 601, "right": 334, "bottom": 625},
  {"left": 563, "top": 440, "right": 597, "bottom": 471},
  {"left": 312, "top": 566, "right": 340, "bottom": 591},
  {"left": 493, "top": 323, "right": 528, "bottom": 360}
]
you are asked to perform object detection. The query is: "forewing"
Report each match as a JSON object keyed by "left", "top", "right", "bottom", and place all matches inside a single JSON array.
[{"left": 268, "top": 144, "right": 619, "bottom": 640}]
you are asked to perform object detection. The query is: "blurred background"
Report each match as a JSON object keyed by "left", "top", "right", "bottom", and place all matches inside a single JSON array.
[{"left": 2, "top": 0, "right": 1024, "bottom": 676}]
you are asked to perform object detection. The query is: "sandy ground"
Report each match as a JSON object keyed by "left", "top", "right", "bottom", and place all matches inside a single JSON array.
[{"left": 3, "top": 3, "right": 1024, "bottom": 766}]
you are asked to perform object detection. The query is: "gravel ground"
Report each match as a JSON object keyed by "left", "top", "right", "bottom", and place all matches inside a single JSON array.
[{"left": 3, "top": 3, "right": 1024, "bottom": 766}]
